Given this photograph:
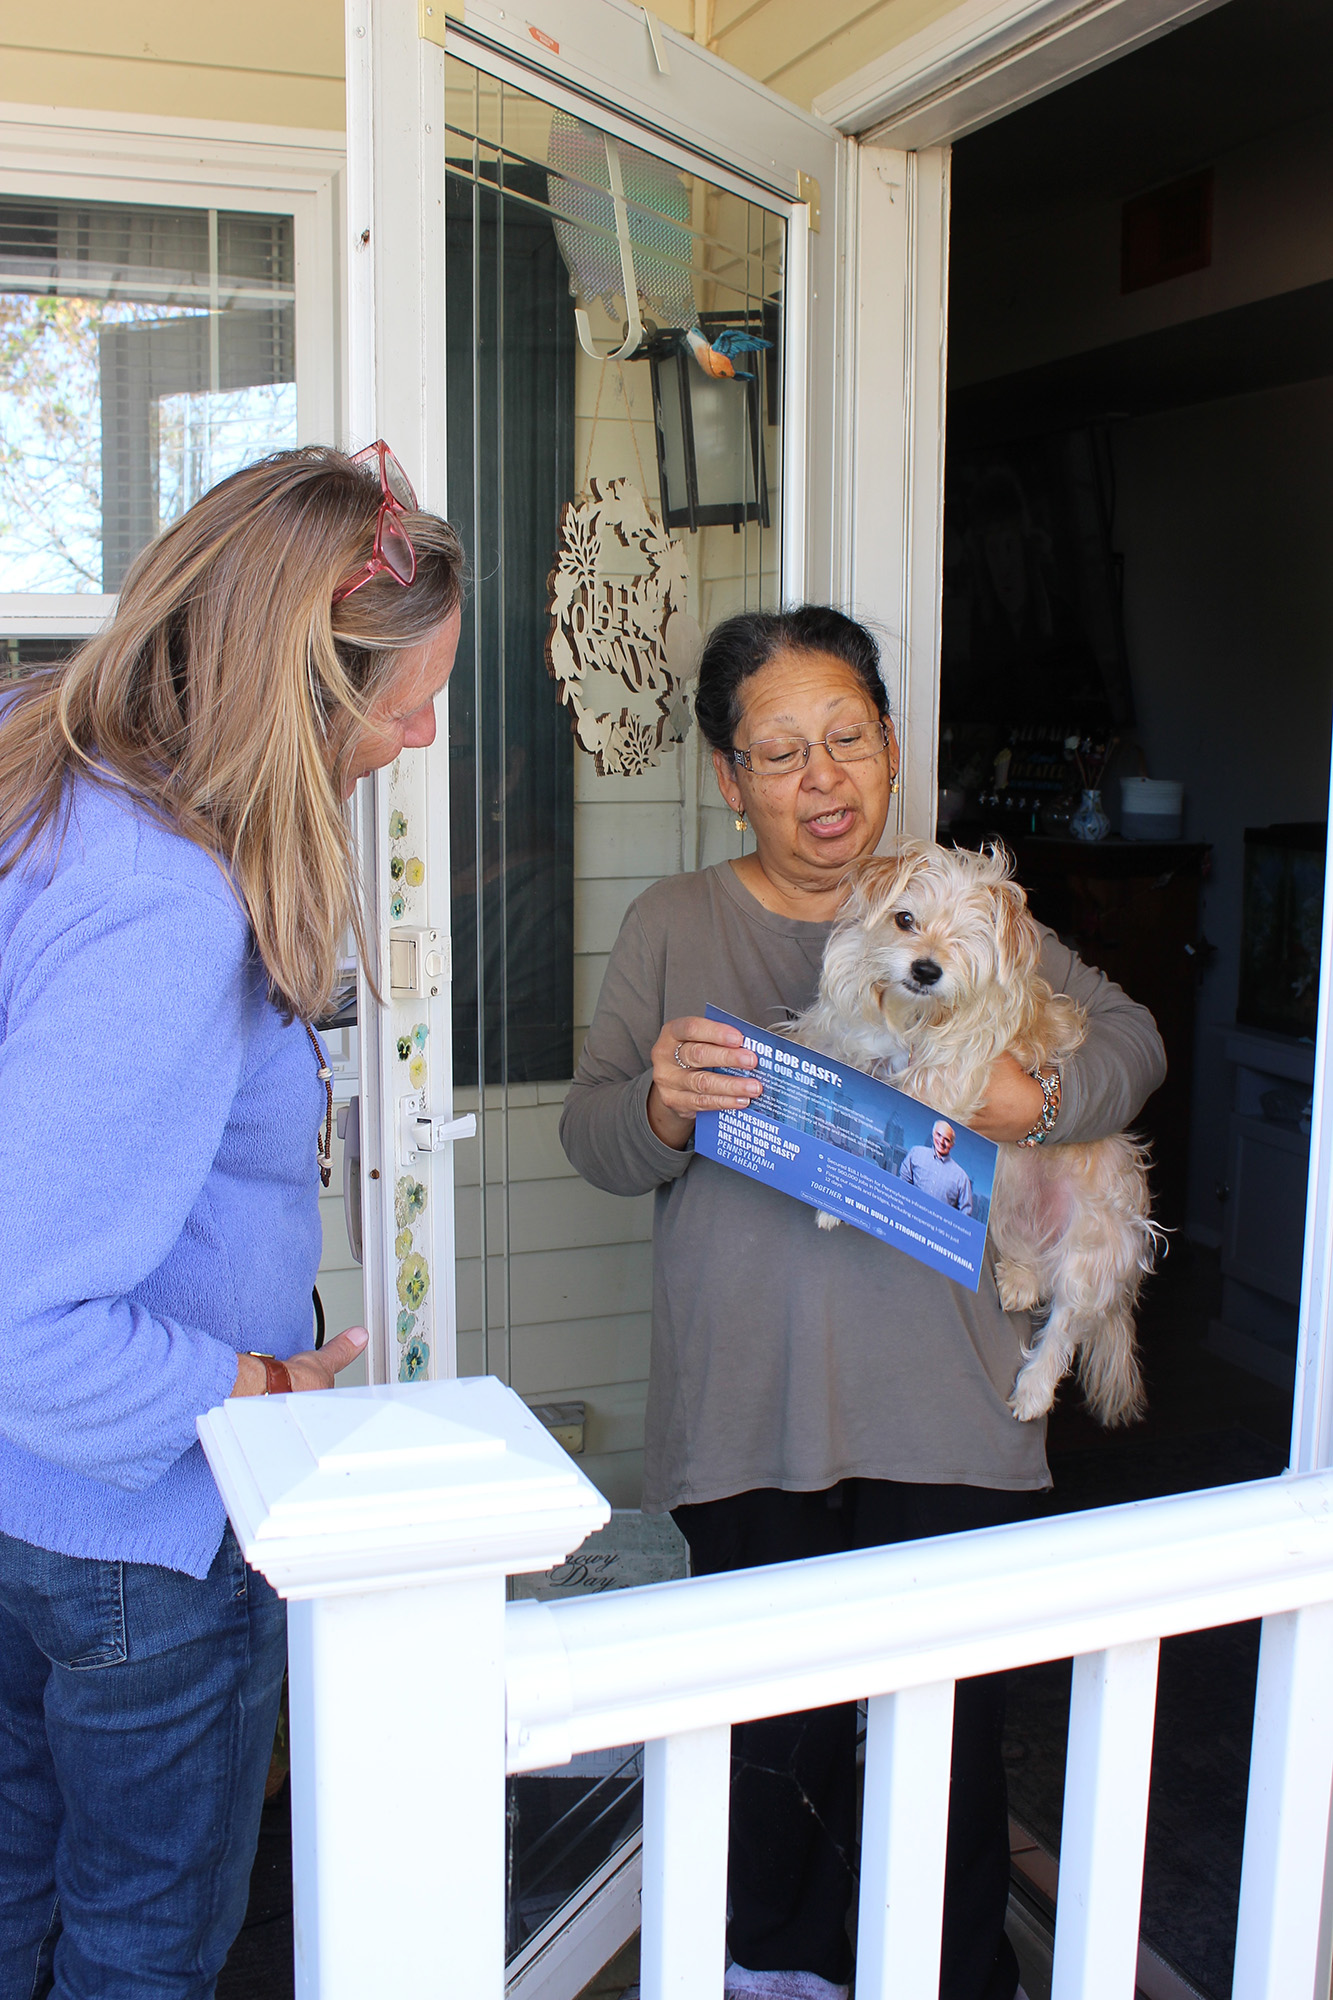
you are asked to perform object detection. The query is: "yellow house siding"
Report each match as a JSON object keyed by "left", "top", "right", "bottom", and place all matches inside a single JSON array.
[
  {"left": 0, "top": 0, "right": 978, "bottom": 127},
  {"left": 0, "top": 1, "right": 343, "bottom": 128},
  {"left": 709, "top": 0, "right": 969, "bottom": 109}
]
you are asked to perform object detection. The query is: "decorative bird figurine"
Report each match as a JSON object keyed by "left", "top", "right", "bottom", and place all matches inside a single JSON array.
[{"left": 683, "top": 325, "right": 773, "bottom": 378}]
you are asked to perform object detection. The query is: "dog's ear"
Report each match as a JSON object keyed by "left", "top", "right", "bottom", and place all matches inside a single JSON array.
[
  {"left": 992, "top": 880, "right": 1042, "bottom": 984},
  {"left": 849, "top": 850, "right": 922, "bottom": 925},
  {"left": 980, "top": 838, "right": 1015, "bottom": 881}
]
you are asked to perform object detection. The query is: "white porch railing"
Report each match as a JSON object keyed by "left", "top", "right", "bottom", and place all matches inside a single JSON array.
[{"left": 199, "top": 1378, "right": 1333, "bottom": 2000}]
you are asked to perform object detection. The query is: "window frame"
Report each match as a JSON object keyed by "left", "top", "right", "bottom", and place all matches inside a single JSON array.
[{"left": 0, "top": 100, "right": 345, "bottom": 634}]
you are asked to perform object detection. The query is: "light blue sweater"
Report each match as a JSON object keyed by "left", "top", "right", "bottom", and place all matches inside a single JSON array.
[{"left": 0, "top": 772, "right": 324, "bottom": 1577}]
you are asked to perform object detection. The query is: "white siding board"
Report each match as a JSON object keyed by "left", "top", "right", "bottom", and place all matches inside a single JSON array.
[
  {"left": 578, "top": 1380, "right": 651, "bottom": 1457},
  {"left": 455, "top": 1080, "right": 541, "bottom": 1109},
  {"left": 575, "top": 801, "right": 683, "bottom": 877},
  {"left": 576, "top": 757, "right": 682, "bottom": 804},
  {"left": 574, "top": 952, "right": 612, "bottom": 1030},
  {"left": 509, "top": 1313, "right": 652, "bottom": 1394},
  {"left": 700, "top": 801, "right": 746, "bottom": 868},
  {"left": 456, "top": 1328, "right": 485, "bottom": 1376},
  {"left": 576, "top": 1449, "right": 645, "bottom": 1510},
  {"left": 575, "top": 875, "right": 658, "bottom": 954},
  {"left": 451, "top": 1104, "right": 579, "bottom": 1187},
  {"left": 454, "top": 1178, "right": 653, "bottom": 1257},
  {"left": 456, "top": 1241, "right": 653, "bottom": 1329},
  {"left": 316, "top": 1267, "right": 367, "bottom": 1347},
  {"left": 508, "top": 1242, "right": 653, "bottom": 1323}
]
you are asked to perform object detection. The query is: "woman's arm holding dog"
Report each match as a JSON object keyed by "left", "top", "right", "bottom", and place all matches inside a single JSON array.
[
  {"left": 1036, "top": 934, "right": 1167, "bottom": 1142},
  {"left": 971, "top": 1055, "right": 1047, "bottom": 1143}
]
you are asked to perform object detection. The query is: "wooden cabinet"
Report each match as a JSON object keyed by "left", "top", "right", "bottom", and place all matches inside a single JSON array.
[
  {"left": 1204, "top": 1027, "right": 1314, "bottom": 1388},
  {"left": 974, "top": 835, "right": 1210, "bottom": 1228}
]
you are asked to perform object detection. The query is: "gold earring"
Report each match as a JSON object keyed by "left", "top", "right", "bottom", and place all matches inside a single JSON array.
[
  {"left": 734, "top": 812, "right": 749, "bottom": 832},
  {"left": 890, "top": 774, "right": 901, "bottom": 795}
]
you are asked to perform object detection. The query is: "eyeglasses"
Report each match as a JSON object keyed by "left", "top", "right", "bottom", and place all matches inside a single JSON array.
[
  {"left": 332, "top": 441, "right": 418, "bottom": 605},
  {"left": 730, "top": 718, "right": 891, "bottom": 778}
]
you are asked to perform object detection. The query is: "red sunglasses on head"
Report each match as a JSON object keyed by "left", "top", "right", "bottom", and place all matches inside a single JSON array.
[{"left": 332, "top": 441, "right": 418, "bottom": 605}]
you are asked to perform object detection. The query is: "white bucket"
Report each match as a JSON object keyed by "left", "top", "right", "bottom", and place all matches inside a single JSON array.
[{"left": 1121, "top": 776, "right": 1183, "bottom": 841}]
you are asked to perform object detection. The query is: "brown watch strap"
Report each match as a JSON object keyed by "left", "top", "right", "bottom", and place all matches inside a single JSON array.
[{"left": 247, "top": 1352, "right": 294, "bottom": 1396}]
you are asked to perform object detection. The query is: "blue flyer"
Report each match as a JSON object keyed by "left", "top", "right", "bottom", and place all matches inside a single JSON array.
[{"left": 694, "top": 1006, "right": 997, "bottom": 1291}]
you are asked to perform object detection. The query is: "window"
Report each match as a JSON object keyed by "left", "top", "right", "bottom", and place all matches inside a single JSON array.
[
  {"left": 1, "top": 636, "right": 79, "bottom": 684},
  {"left": 0, "top": 195, "right": 298, "bottom": 595}
]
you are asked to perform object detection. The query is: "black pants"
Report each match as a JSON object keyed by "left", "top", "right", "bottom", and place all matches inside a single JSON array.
[{"left": 673, "top": 1481, "right": 1043, "bottom": 2000}]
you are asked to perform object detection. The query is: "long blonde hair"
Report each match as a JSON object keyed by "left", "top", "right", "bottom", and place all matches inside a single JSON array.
[{"left": 0, "top": 446, "right": 464, "bottom": 1021}]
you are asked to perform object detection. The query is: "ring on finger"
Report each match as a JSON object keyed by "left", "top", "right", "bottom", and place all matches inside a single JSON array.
[{"left": 673, "top": 1042, "right": 694, "bottom": 1072}]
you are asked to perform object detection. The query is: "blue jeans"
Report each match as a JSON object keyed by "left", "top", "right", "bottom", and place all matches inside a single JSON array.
[{"left": 0, "top": 1526, "right": 287, "bottom": 2000}]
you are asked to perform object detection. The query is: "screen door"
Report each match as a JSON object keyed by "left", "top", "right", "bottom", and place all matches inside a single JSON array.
[{"left": 348, "top": 7, "right": 841, "bottom": 1988}]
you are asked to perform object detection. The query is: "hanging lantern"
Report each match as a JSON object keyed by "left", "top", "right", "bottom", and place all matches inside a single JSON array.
[{"left": 644, "top": 320, "right": 770, "bottom": 534}]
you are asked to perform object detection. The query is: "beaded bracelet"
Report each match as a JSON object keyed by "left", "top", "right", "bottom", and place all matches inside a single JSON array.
[{"left": 1017, "top": 1065, "right": 1062, "bottom": 1147}]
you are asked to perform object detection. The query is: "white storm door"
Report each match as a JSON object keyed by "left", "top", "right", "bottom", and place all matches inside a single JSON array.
[
  {"left": 346, "top": 0, "right": 844, "bottom": 1396},
  {"left": 345, "top": 4, "right": 844, "bottom": 1989}
]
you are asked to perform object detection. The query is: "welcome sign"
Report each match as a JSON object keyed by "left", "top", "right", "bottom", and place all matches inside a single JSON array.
[{"left": 694, "top": 1006, "right": 998, "bottom": 1291}]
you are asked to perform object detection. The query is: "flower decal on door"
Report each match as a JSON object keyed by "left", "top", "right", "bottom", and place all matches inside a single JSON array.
[
  {"left": 400, "top": 1335, "right": 430, "bottom": 1382},
  {"left": 396, "top": 1252, "right": 430, "bottom": 1313}
]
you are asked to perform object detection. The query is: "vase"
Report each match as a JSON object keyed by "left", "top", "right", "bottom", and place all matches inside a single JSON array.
[{"left": 1070, "top": 788, "right": 1110, "bottom": 842}]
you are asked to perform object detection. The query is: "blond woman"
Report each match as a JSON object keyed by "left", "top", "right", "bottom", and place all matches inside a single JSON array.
[{"left": 0, "top": 444, "right": 464, "bottom": 1999}]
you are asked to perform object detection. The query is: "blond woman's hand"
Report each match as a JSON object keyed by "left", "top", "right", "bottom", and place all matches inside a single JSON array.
[{"left": 232, "top": 1325, "right": 369, "bottom": 1397}]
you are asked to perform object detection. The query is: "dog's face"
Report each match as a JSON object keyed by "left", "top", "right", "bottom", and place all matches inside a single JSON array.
[{"left": 829, "top": 840, "right": 1042, "bottom": 1018}]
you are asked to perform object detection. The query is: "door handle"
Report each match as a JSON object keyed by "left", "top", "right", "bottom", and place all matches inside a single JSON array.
[
  {"left": 398, "top": 1097, "right": 477, "bottom": 1165},
  {"left": 336, "top": 1096, "right": 363, "bottom": 1265}
]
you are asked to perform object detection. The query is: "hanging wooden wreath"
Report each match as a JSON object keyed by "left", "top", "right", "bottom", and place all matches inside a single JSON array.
[{"left": 545, "top": 477, "right": 702, "bottom": 776}]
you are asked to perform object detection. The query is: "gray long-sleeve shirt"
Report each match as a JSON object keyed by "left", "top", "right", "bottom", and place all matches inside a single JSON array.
[{"left": 561, "top": 862, "right": 1167, "bottom": 1511}]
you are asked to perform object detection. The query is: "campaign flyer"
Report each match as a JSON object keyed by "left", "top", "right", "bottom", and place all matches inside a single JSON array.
[{"left": 693, "top": 1006, "right": 997, "bottom": 1291}]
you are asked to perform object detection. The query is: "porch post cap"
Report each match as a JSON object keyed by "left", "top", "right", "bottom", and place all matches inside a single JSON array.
[{"left": 198, "top": 1376, "right": 611, "bottom": 1599}]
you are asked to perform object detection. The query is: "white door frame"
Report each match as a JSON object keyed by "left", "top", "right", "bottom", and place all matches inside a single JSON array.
[
  {"left": 813, "top": 0, "right": 1231, "bottom": 147},
  {"left": 345, "top": 0, "right": 457, "bottom": 1386},
  {"left": 346, "top": 0, "right": 843, "bottom": 1395},
  {"left": 822, "top": 0, "right": 1333, "bottom": 1481},
  {"left": 838, "top": 141, "right": 950, "bottom": 845}
]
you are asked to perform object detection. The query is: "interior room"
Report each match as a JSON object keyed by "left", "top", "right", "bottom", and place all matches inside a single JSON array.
[
  {"left": 946, "top": 0, "right": 1331, "bottom": 1386},
  {"left": 943, "top": 2, "right": 1332, "bottom": 1989}
]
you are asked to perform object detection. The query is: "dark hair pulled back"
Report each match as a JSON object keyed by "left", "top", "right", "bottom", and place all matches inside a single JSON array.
[{"left": 693, "top": 605, "right": 889, "bottom": 752}]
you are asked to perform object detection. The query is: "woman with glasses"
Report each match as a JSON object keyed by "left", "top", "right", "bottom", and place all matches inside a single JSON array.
[
  {"left": 0, "top": 444, "right": 463, "bottom": 1998},
  {"left": 561, "top": 605, "right": 1164, "bottom": 2000}
]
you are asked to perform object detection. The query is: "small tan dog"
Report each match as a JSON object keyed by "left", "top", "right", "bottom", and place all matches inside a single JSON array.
[{"left": 792, "top": 839, "right": 1161, "bottom": 1425}]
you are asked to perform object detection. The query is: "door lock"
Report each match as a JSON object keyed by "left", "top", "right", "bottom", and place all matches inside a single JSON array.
[
  {"left": 389, "top": 927, "right": 448, "bottom": 999},
  {"left": 398, "top": 1096, "right": 476, "bottom": 1166}
]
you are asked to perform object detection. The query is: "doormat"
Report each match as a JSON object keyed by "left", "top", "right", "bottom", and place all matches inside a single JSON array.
[
  {"left": 511, "top": 1507, "right": 690, "bottom": 1602},
  {"left": 216, "top": 1780, "right": 294, "bottom": 2000},
  {"left": 508, "top": 1512, "right": 689, "bottom": 1955}
]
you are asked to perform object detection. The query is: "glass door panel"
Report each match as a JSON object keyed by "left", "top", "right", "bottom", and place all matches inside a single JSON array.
[
  {"left": 438, "top": 51, "right": 787, "bottom": 1978},
  {"left": 443, "top": 51, "right": 785, "bottom": 1431}
]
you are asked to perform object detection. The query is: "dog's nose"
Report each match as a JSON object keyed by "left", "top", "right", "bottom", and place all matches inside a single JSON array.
[{"left": 911, "top": 957, "right": 943, "bottom": 987}]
